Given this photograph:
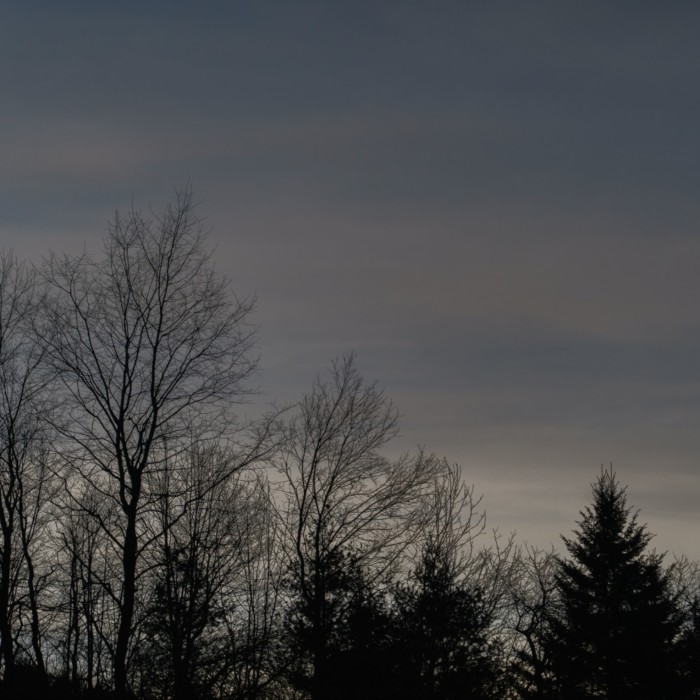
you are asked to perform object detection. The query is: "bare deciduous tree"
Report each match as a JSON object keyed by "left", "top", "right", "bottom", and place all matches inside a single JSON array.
[
  {"left": 279, "top": 355, "right": 445, "bottom": 577},
  {"left": 55, "top": 487, "right": 116, "bottom": 690},
  {"left": 0, "top": 251, "right": 52, "bottom": 684},
  {"left": 276, "top": 354, "right": 444, "bottom": 699},
  {"left": 136, "top": 445, "right": 247, "bottom": 700},
  {"left": 40, "top": 189, "right": 258, "bottom": 695},
  {"left": 217, "top": 474, "right": 286, "bottom": 700},
  {"left": 506, "top": 544, "right": 559, "bottom": 699},
  {"left": 413, "top": 460, "right": 486, "bottom": 576}
]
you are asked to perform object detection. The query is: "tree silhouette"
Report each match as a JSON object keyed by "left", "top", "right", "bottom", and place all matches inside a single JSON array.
[
  {"left": 547, "top": 469, "right": 682, "bottom": 700},
  {"left": 390, "top": 540, "right": 500, "bottom": 700},
  {"left": 380, "top": 460, "right": 506, "bottom": 700},
  {"left": 276, "top": 355, "right": 444, "bottom": 700},
  {"left": 40, "top": 188, "right": 258, "bottom": 695},
  {"left": 0, "top": 251, "right": 53, "bottom": 688},
  {"left": 508, "top": 545, "right": 559, "bottom": 700},
  {"left": 676, "top": 596, "right": 700, "bottom": 699},
  {"left": 284, "top": 543, "right": 392, "bottom": 700},
  {"left": 4, "top": 189, "right": 700, "bottom": 700}
]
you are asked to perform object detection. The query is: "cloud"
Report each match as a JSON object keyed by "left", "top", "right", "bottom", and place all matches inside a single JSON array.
[{"left": 3, "top": 1, "right": 700, "bottom": 560}]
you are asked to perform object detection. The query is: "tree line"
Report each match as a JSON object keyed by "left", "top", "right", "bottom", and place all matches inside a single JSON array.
[{"left": 0, "top": 189, "right": 698, "bottom": 699}]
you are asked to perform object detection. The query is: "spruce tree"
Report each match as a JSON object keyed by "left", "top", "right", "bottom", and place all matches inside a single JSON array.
[
  {"left": 283, "top": 544, "right": 392, "bottom": 700},
  {"left": 390, "top": 541, "right": 500, "bottom": 700},
  {"left": 547, "top": 469, "right": 682, "bottom": 700}
]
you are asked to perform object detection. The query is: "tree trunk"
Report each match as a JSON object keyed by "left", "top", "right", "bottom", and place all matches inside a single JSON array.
[
  {"left": 22, "top": 530, "right": 46, "bottom": 679},
  {"left": 0, "top": 523, "right": 15, "bottom": 684},
  {"left": 114, "top": 506, "right": 138, "bottom": 696}
]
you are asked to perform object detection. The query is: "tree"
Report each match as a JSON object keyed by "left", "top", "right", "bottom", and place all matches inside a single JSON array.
[
  {"left": 221, "top": 474, "right": 286, "bottom": 700},
  {"left": 391, "top": 543, "right": 499, "bottom": 700},
  {"left": 0, "top": 251, "right": 53, "bottom": 687},
  {"left": 276, "top": 355, "right": 444, "bottom": 700},
  {"left": 389, "top": 462, "right": 502, "bottom": 700},
  {"left": 668, "top": 556, "right": 700, "bottom": 699},
  {"left": 134, "top": 446, "right": 233, "bottom": 700},
  {"left": 134, "top": 445, "right": 278, "bottom": 700},
  {"left": 40, "top": 189, "right": 258, "bottom": 695},
  {"left": 547, "top": 469, "right": 682, "bottom": 700},
  {"left": 676, "top": 597, "right": 700, "bottom": 699},
  {"left": 55, "top": 487, "right": 116, "bottom": 691},
  {"left": 283, "top": 542, "right": 391, "bottom": 700},
  {"left": 507, "top": 545, "right": 559, "bottom": 700}
]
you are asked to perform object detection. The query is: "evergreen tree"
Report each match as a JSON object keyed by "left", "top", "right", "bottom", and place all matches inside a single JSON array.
[
  {"left": 136, "top": 543, "right": 227, "bottom": 700},
  {"left": 389, "top": 541, "right": 500, "bottom": 700},
  {"left": 547, "top": 469, "right": 682, "bottom": 700},
  {"left": 676, "top": 596, "right": 700, "bottom": 699},
  {"left": 283, "top": 543, "right": 392, "bottom": 700}
]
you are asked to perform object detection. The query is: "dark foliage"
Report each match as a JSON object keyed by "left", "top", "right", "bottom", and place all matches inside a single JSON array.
[
  {"left": 284, "top": 538, "right": 501, "bottom": 700},
  {"left": 677, "top": 597, "right": 700, "bottom": 698},
  {"left": 0, "top": 664, "right": 125, "bottom": 700},
  {"left": 283, "top": 545, "right": 393, "bottom": 700},
  {"left": 389, "top": 542, "right": 500, "bottom": 700},
  {"left": 135, "top": 545, "right": 225, "bottom": 700},
  {"left": 545, "top": 469, "right": 683, "bottom": 700}
]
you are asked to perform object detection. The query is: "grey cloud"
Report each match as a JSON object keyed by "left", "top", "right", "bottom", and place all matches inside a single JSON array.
[{"left": 3, "top": 1, "right": 700, "bottom": 558}]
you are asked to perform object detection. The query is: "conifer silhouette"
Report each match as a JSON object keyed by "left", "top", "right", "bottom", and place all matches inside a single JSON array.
[{"left": 547, "top": 469, "right": 682, "bottom": 699}]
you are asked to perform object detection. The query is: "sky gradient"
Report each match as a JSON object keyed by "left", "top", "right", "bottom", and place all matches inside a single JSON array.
[{"left": 3, "top": 2, "right": 700, "bottom": 558}]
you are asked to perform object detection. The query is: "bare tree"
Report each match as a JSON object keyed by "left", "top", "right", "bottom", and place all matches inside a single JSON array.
[
  {"left": 276, "top": 354, "right": 444, "bottom": 699},
  {"left": 133, "top": 445, "right": 247, "bottom": 700},
  {"left": 40, "top": 189, "right": 258, "bottom": 695},
  {"left": 0, "top": 250, "right": 53, "bottom": 685},
  {"left": 506, "top": 545, "right": 559, "bottom": 699},
  {"left": 414, "top": 464, "right": 519, "bottom": 654},
  {"left": 222, "top": 474, "right": 286, "bottom": 700},
  {"left": 668, "top": 554, "right": 700, "bottom": 614},
  {"left": 386, "top": 461, "right": 517, "bottom": 700},
  {"left": 54, "top": 487, "right": 117, "bottom": 690},
  {"left": 412, "top": 460, "right": 486, "bottom": 576}
]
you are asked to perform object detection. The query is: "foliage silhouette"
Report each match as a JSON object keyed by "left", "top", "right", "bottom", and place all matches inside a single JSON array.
[
  {"left": 389, "top": 540, "right": 501, "bottom": 700},
  {"left": 546, "top": 469, "right": 683, "bottom": 700},
  {"left": 283, "top": 543, "right": 393, "bottom": 700}
]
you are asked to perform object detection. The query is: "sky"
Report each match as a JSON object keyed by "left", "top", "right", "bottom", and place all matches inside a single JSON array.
[{"left": 3, "top": 2, "right": 700, "bottom": 558}]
